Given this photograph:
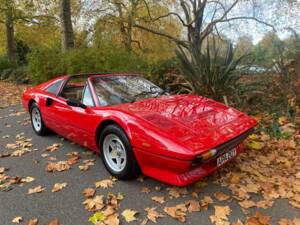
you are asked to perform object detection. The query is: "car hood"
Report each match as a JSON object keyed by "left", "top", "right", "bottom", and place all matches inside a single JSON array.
[{"left": 116, "top": 94, "right": 257, "bottom": 153}]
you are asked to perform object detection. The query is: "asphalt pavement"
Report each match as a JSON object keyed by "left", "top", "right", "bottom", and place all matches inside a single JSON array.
[{"left": 0, "top": 105, "right": 299, "bottom": 225}]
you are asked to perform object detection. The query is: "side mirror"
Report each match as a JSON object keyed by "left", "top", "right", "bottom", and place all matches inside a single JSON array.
[
  {"left": 165, "top": 87, "right": 171, "bottom": 93},
  {"left": 67, "top": 99, "right": 87, "bottom": 109}
]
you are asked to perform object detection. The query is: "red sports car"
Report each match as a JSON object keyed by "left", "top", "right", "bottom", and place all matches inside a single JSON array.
[{"left": 22, "top": 73, "right": 257, "bottom": 186}]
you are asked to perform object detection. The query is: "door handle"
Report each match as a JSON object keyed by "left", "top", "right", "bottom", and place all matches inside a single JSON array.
[{"left": 46, "top": 98, "right": 53, "bottom": 106}]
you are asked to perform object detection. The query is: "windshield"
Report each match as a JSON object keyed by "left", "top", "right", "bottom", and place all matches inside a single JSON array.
[{"left": 92, "top": 75, "right": 163, "bottom": 106}]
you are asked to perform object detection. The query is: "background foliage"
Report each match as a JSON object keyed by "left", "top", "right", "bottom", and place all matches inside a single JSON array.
[
  {"left": 0, "top": 0, "right": 299, "bottom": 115},
  {"left": 28, "top": 45, "right": 149, "bottom": 84}
]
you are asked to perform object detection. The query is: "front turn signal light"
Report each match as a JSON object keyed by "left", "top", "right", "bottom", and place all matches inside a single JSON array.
[
  {"left": 201, "top": 148, "right": 217, "bottom": 161},
  {"left": 191, "top": 149, "right": 217, "bottom": 167}
]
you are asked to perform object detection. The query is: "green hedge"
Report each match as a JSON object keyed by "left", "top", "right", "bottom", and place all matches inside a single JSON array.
[
  {"left": 0, "top": 56, "right": 13, "bottom": 72},
  {"left": 28, "top": 46, "right": 149, "bottom": 84}
]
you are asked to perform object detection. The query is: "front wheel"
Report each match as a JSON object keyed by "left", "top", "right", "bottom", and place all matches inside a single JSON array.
[
  {"left": 99, "top": 125, "right": 140, "bottom": 179},
  {"left": 30, "top": 103, "right": 48, "bottom": 136}
]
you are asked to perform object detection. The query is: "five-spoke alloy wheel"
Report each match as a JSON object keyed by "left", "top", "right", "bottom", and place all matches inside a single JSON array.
[
  {"left": 103, "top": 134, "right": 127, "bottom": 173},
  {"left": 100, "top": 124, "right": 140, "bottom": 179},
  {"left": 30, "top": 103, "right": 48, "bottom": 136}
]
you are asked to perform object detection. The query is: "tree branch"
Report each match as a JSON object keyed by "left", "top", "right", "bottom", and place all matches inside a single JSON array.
[
  {"left": 204, "top": 0, "right": 239, "bottom": 31},
  {"left": 153, "top": 12, "right": 187, "bottom": 26},
  {"left": 218, "top": 16, "right": 276, "bottom": 31},
  {"left": 14, "top": 14, "right": 59, "bottom": 23},
  {"left": 207, "top": 0, "right": 226, "bottom": 12},
  {"left": 180, "top": 0, "right": 191, "bottom": 24},
  {"left": 133, "top": 24, "right": 188, "bottom": 48},
  {"left": 150, "top": 12, "right": 187, "bottom": 26},
  {"left": 200, "top": 0, "right": 240, "bottom": 41},
  {"left": 141, "top": 0, "right": 187, "bottom": 26},
  {"left": 131, "top": 39, "right": 142, "bottom": 50}
]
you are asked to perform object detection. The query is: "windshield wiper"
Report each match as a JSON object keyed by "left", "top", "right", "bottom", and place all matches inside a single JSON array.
[
  {"left": 132, "top": 90, "right": 160, "bottom": 99},
  {"left": 130, "top": 86, "right": 171, "bottom": 102}
]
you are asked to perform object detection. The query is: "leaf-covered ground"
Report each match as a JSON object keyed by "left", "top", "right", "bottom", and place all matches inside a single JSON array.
[
  {"left": 0, "top": 81, "right": 27, "bottom": 109},
  {"left": 0, "top": 81, "right": 299, "bottom": 225}
]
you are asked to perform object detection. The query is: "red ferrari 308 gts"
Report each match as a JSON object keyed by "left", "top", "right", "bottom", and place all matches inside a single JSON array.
[{"left": 22, "top": 73, "right": 257, "bottom": 186}]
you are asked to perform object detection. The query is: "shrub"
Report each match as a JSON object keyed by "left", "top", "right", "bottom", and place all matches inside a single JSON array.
[
  {"left": 28, "top": 45, "right": 66, "bottom": 84},
  {"left": 147, "top": 58, "right": 186, "bottom": 91},
  {"left": 16, "top": 40, "right": 31, "bottom": 66},
  {"left": 0, "top": 56, "right": 13, "bottom": 73},
  {"left": 0, "top": 56, "right": 30, "bottom": 83},
  {"left": 28, "top": 45, "right": 149, "bottom": 84},
  {"left": 150, "top": 58, "right": 179, "bottom": 78},
  {"left": 6, "top": 66, "right": 30, "bottom": 84}
]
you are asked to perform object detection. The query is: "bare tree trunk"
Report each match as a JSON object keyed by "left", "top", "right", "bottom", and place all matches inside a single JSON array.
[
  {"left": 114, "top": 1, "right": 132, "bottom": 52},
  {"left": 5, "top": 0, "right": 17, "bottom": 64},
  {"left": 60, "top": 0, "right": 74, "bottom": 52},
  {"left": 125, "top": 15, "right": 133, "bottom": 52}
]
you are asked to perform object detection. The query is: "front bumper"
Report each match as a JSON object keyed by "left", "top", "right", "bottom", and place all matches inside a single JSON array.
[
  {"left": 134, "top": 128, "right": 254, "bottom": 186},
  {"left": 176, "top": 143, "right": 244, "bottom": 186},
  {"left": 134, "top": 144, "right": 244, "bottom": 186}
]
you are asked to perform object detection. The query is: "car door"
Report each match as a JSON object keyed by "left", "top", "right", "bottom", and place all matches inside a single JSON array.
[
  {"left": 62, "top": 82, "right": 99, "bottom": 149},
  {"left": 42, "top": 96, "right": 73, "bottom": 137},
  {"left": 38, "top": 78, "right": 66, "bottom": 131},
  {"left": 44, "top": 77, "right": 99, "bottom": 149}
]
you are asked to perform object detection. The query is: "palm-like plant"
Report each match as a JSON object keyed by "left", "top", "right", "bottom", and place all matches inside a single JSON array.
[{"left": 176, "top": 36, "right": 248, "bottom": 101}]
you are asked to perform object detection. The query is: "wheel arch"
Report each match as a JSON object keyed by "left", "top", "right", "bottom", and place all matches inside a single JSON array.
[
  {"left": 28, "top": 99, "right": 36, "bottom": 111},
  {"left": 95, "top": 119, "right": 132, "bottom": 149}
]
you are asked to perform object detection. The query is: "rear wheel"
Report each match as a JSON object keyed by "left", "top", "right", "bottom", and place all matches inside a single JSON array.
[
  {"left": 30, "top": 103, "right": 48, "bottom": 136},
  {"left": 99, "top": 125, "right": 140, "bottom": 179}
]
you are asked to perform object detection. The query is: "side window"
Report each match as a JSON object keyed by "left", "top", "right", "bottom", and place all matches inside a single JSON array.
[
  {"left": 59, "top": 77, "right": 86, "bottom": 101},
  {"left": 45, "top": 80, "right": 63, "bottom": 94},
  {"left": 82, "top": 85, "right": 94, "bottom": 106}
]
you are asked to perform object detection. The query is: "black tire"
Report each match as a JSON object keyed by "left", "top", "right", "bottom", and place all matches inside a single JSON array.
[
  {"left": 30, "top": 103, "right": 48, "bottom": 136},
  {"left": 99, "top": 124, "right": 140, "bottom": 179}
]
